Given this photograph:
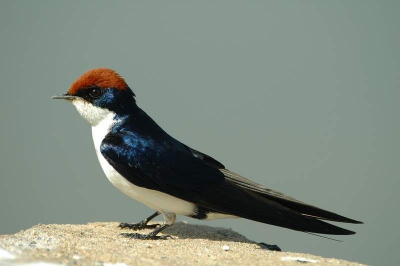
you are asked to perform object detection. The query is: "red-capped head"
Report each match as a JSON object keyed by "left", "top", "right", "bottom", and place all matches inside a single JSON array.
[
  {"left": 52, "top": 68, "right": 136, "bottom": 125},
  {"left": 68, "top": 68, "right": 128, "bottom": 95}
]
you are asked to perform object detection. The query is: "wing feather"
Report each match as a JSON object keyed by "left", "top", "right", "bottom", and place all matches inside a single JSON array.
[{"left": 101, "top": 132, "right": 360, "bottom": 235}]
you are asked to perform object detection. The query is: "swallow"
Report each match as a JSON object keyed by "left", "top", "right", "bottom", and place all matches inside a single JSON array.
[{"left": 52, "top": 68, "right": 362, "bottom": 243}]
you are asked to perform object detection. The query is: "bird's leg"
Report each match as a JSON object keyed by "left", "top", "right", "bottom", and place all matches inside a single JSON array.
[
  {"left": 120, "top": 223, "right": 172, "bottom": 240},
  {"left": 120, "top": 212, "right": 175, "bottom": 240},
  {"left": 119, "top": 211, "right": 161, "bottom": 230}
]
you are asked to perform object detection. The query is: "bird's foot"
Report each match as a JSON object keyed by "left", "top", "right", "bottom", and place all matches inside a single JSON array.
[
  {"left": 119, "top": 222, "right": 161, "bottom": 231},
  {"left": 258, "top": 242, "right": 281, "bottom": 251},
  {"left": 120, "top": 220, "right": 171, "bottom": 240},
  {"left": 120, "top": 232, "right": 172, "bottom": 240}
]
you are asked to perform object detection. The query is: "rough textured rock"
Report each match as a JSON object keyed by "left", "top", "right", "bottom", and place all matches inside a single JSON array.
[{"left": 0, "top": 222, "right": 364, "bottom": 266}]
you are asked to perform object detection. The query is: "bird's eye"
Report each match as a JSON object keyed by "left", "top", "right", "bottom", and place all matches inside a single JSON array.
[{"left": 88, "top": 87, "right": 102, "bottom": 99}]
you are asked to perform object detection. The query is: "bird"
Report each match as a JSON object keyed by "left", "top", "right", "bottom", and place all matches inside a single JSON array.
[{"left": 52, "top": 68, "right": 362, "bottom": 244}]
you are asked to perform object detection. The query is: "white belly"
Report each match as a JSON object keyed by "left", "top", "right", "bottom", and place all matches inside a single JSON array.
[
  {"left": 91, "top": 114, "right": 196, "bottom": 216},
  {"left": 96, "top": 150, "right": 196, "bottom": 216}
]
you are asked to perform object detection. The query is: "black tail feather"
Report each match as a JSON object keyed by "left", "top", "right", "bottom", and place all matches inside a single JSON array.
[{"left": 221, "top": 169, "right": 363, "bottom": 225}]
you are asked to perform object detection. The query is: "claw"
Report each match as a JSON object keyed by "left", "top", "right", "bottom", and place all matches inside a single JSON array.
[{"left": 258, "top": 242, "right": 281, "bottom": 251}]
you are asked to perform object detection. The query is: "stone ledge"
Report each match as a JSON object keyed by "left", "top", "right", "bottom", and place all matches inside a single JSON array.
[{"left": 0, "top": 222, "right": 364, "bottom": 266}]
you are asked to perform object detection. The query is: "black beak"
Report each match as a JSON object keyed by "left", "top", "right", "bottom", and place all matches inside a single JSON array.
[{"left": 51, "top": 94, "right": 79, "bottom": 100}]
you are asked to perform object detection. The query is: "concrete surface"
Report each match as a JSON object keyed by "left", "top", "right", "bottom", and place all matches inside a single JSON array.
[{"left": 0, "top": 222, "right": 365, "bottom": 266}]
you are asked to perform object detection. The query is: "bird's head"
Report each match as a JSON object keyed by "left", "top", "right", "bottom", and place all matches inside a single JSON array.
[{"left": 52, "top": 68, "right": 136, "bottom": 126}]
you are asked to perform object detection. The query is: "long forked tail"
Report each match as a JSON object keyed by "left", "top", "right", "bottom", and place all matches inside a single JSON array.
[
  {"left": 210, "top": 169, "right": 363, "bottom": 235},
  {"left": 221, "top": 169, "right": 363, "bottom": 225}
]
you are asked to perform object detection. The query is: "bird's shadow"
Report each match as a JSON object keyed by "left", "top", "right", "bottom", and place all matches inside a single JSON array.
[
  {"left": 153, "top": 222, "right": 281, "bottom": 251},
  {"left": 163, "top": 222, "right": 249, "bottom": 242}
]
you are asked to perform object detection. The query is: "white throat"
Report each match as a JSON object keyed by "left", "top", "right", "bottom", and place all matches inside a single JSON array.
[{"left": 71, "top": 98, "right": 114, "bottom": 126}]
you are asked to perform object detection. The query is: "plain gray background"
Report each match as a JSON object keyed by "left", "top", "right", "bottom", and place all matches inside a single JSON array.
[{"left": 0, "top": 1, "right": 398, "bottom": 265}]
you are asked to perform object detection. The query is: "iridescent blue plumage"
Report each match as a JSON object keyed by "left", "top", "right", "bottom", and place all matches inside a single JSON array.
[{"left": 100, "top": 102, "right": 225, "bottom": 191}]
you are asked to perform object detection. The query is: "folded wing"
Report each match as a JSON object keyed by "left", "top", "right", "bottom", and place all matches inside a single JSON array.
[{"left": 101, "top": 132, "right": 362, "bottom": 235}]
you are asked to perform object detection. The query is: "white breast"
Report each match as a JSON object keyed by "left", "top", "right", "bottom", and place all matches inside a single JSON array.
[{"left": 90, "top": 110, "right": 196, "bottom": 217}]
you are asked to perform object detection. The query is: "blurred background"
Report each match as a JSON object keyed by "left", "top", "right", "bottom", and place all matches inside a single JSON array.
[{"left": 0, "top": 1, "right": 398, "bottom": 265}]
